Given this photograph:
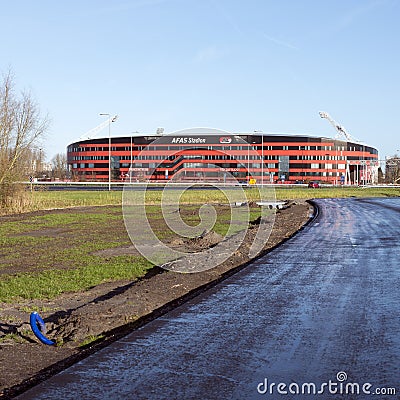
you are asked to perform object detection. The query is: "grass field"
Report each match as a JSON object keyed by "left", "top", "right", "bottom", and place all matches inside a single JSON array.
[
  {"left": 0, "top": 203, "right": 262, "bottom": 302},
  {"left": 20, "top": 186, "right": 400, "bottom": 211},
  {"left": 0, "top": 206, "right": 152, "bottom": 301},
  {"left": 0, "top": 185, "right": 398, "bottom": 303}
]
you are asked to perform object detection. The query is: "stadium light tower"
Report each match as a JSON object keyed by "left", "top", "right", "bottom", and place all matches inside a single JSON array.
[
  {"left": 99, "top": 113, "right": 118, "bottom": 191},
  {"left": 254, "top": 130, "right": 264, "bottom": 185}
]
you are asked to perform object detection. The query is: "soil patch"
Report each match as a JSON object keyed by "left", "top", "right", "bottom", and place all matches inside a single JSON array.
[{"left": 0, "top": 200, "right": 313, "bottom": 398}]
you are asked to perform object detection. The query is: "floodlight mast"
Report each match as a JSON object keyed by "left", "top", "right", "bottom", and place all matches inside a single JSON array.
[
  {"left": 319, "top": 111, "right": 353, "bottom": 142},
  {"left": 79, "top": 115, "right": 118, "bottom": 140},
  {"left": 99, "top": 114, "right": 118, "bottom": 191}
]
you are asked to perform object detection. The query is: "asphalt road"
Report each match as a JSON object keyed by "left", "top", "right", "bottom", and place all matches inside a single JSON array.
[{"left": 17, "top": 198, "right": 400, "bottom": 399}]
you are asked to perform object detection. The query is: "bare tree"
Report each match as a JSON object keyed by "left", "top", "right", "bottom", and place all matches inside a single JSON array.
[
  {"left": 385, "top": 155, "right": 400, "bottom": 184},
  {"left": 51, "top": 152, "right": 68, "bottom": 180},
  {"left": 0, "top": 70, "right": 49, "bottom": 207}
]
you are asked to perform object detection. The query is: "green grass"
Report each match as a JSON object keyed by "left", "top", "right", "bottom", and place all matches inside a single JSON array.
[
  {"left": 212, "top": 206, "right": 266, "bottom": 237},
  {"left": 79, "top": 334, "right": 105, "bottom": 348},
  {"left": 0, "top": 186, "right": 398, "bottom": 303},
  {"left": 19, "top": 305, "right": 55, "bottom": 313},
  {"left": 0, "top": 201, "right": 267, "bottom": 302},
  {"left": 1, "top": 185, "right": 399, "bottom": 216},
  {"left": 29, "top": 190, "right": 123, "bottom": 209},
  {"left": 0, "top": 256, "right": 153, "bottom": 302},
  {"left": 0, "top": 202, "right": 252, "bottom": 301},
  {"left": 0, "top": 206, "right": 149, "bottom": 302},
  {"left": 0, "top": 333, "right": 25, "bottom": 344},
  {"left": 30, "top": 186, "right": 400, "bottom": 210}
]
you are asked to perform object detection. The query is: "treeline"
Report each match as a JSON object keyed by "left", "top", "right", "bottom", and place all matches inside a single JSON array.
[{"left": 0, "top": 70, "right": 49, "bottom": 211}]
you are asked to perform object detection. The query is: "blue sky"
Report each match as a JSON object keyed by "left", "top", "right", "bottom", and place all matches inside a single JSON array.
[{"left": 2, "top": 0, "right": 399, "bottom": 160}]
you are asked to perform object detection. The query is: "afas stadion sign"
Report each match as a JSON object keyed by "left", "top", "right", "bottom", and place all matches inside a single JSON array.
[
  {"left": 170, "top": 137, "right": 207, "bottom": 144},
  {"left": 168, "top": 136, "right": 233, "bottom": 145}
]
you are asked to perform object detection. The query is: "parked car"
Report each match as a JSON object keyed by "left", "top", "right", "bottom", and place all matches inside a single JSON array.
[{"left": 308, "top": 181, "right": 320, "bottom": 188}]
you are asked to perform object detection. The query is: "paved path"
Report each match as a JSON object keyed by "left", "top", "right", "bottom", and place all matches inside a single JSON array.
[{"left": 18, "top": 198, "right": 400, "bottom": 399}]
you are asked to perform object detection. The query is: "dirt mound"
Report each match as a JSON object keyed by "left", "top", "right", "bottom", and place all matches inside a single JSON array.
[{"left": 186, "top": 229, "right": 223, "bottom": 250}]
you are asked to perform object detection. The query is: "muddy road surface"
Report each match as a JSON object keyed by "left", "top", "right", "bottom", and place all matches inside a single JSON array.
[{"left": 17, "top": 198, "right": 400, "bottom": 399}]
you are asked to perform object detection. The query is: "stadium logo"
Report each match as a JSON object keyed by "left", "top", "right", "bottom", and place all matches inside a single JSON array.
[{"left": 219, "top": 136, "right": 232, "bottom": 144}]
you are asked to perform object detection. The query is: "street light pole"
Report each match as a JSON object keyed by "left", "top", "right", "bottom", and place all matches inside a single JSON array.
[
  {"left": 362, "top": 144, "right": 366, "bottom": 185},
  {"left": 300, "top": 146, "right": 304, "bottom": 182},
  {"left": 261, "top": 134, "right": 264, "bottom": 186},
  {"left": 129, "top": 131, "right": 139, "bottom": 184},
  {"left": 101, "top": 114, "right": 111, "bottom": 191},
  {"left": 247, "top": 135, "right": 258, "bottom": 184},
  {"left": 335, "top": 146, "right": 338, "bottom": 186},
  {"left": 254, "top": 130, "right": 263, "bottom": 185},
  {"left": 130, "top": 134, "right": 133, "bottom": 184},
  {"left": 261, "top": 133, "right": 264, "bottom": 186},
  {"left": 247, "top": 141, "right": 250, "bottom": 183},
  {"left": 100, "top": 113, "right": 118, "bottom": 191},
  {"left": 325, "top": 153, "right": 329, "bottom": 184}
]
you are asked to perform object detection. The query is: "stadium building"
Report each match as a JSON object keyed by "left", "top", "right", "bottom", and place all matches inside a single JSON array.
[{"left": 67, "top": 128, "right": 379, "bottom": 185}]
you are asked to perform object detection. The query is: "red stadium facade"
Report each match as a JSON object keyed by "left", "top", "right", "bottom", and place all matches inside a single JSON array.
[{"left": 67, "top": 129, "right": 379, "bottom": 185}]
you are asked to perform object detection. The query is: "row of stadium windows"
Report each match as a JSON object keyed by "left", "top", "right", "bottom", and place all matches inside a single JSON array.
[
  {"left": 69, "top": 154, "right": 352, "bottom": 162},
  {"left": 71, "top": 162, "right": 347, "bottom": 170},
  {"left": 68, "top": 144, "right": 344, "bottom": 153}
]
